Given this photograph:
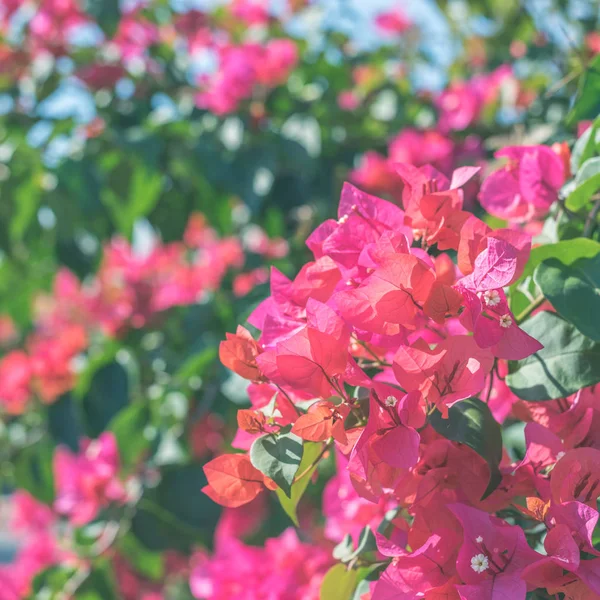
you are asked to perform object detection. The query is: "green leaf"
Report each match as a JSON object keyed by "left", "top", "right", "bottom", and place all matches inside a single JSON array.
[
  {"left": 82, "top": 362, "right": 130, "bottom": 437},
  {"left": 567, "top": 55, "right": 600, "bottom": 126},
  {"left": 132, "top": 463, "right": 221, "bottom": 552},
  {"left": 276, "top": 441, "right": 322, "bottom": 525},
  {"left": 47, "top": 393, "right": 83, "bottom": 452},
  {"left": 118, "top": 532, "right": 165, "bottom": 581},
  {"left": 101, "top": 164, "right": 163, "bottom": 238},
  {"left": 566, "top": 173, "right": 600, "bottom": 211},
  {"left": 10, "top": 177, "right": 42, "bottom": 242},
  {"left": 109, "top": 402, "right": 151, "bottom": 468},
  {"left": 429, "top": 398, "right": 502, "bottom": 500},
  {"left": 13, "top": 438, "right": 55, "bottom": 504},
  {"left": 250, "top": 432, "right": 303, "bottom": 497},
  {"left": 570, "top": 118, "right": 598, "bottom": 173},
  {"left": 344, "top": 527, "right": 377, "bottom": 563},
  {"left": 320, "top": 564, "right": 358, "bottom": 600},
  {"left": 514, "top": 238, "right": 600, "bottom": 284},
  {"left": 174, "top": 347, "right": 218, "bottom": 384},
  {"left": 566, "top": 157, "right": 600, "bottom": 211},
  {"left": 535, "top": 256, "right": 600, "bottom": 341},
  {"left": 73, "top": 340, "right": 121, "bottom": 398},
  {"left": 506, "top": 311, "right": 600, "bottom": 401}
]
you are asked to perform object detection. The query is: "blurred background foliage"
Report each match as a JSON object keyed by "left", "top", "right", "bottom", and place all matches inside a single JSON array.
[{"left": 0, "top": 0, "right": 600, "bottom": 595}]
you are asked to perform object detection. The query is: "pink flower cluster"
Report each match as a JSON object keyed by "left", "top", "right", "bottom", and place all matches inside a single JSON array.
[
  {"left": 207, "top": 146, "right": 600, "bottom": 599},
  {"left": 351, "top": 128, "right": 484, "bottom": 201},
  {"left": 190, "top": 529, "right": 332, "bottom": 600},
  {"left": 196, "top": 39, "right": 299, "bottom": 115},
  {"left": 0, "top": 492, "right": 71, "bottom": 599},
  {"left": 0, "top": 214, "right": 247, "bottom": 415},
  {"left": 435, "top": 66, "right": 518, "bottom": 132},
  {"left": 54, "top": 432, "right": 128, "bottom": 525}
]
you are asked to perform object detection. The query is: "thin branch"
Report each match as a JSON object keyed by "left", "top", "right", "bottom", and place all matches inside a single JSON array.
[
  {"left": 583, "top": 197, "right": 600, "bottom": 238},
  {"left": 516, "top": 295, "right": 545, "bottom": 324}
]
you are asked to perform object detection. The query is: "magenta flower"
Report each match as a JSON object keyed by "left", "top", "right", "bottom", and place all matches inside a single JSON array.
[
  {"left": 480, "top": 145, "right": 565, "bottom": 223},
  {"left": 54, "top": 432, "right": 127, "bottom": 525}
]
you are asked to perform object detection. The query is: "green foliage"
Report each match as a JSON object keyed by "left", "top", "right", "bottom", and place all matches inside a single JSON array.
[
  {"left": 132, "top": 464, "right": 221, "bottom": 552},
  {"left": 507, "top": 311, "right": 600, "bottom": 400},
  {"left": 13, "top": 437, "right": 55, "bottom": 505},
  {"left": 250, "top": 431, "right": 303, "bottom": 497},
  {"left": 320, "top": 564, "right": 358, "bottom": 600},
  {"left": 535, "top": 256, "right": 600, "bottom": 341},
  {"left": 276, "top": 441, "right": 322, "bottom": 525},
  {"left": 566, "top": 158, "right": 600, "bottom": 211},
  {"left": 567, "top": 55, "right": 600, "bottom": 126},
  {"left": 514, "top": 238, "right": 600, "bottom": 284}
]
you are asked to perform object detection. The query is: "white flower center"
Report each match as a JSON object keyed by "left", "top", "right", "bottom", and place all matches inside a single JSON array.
[
  {"left": 471, "top": 553, "right": 489, "bottom": 573},
  {"left": 475, "top": 536, "right": 483, "bottom": 544},
  {"left": 483, "top": 290, "right": 501, "bottom": 307},
  {"left": 384, "top": 396, "right": 398, "bottom": 407},
  {"left": 499, "top": 314, "right": 513, "bottom": 329}
]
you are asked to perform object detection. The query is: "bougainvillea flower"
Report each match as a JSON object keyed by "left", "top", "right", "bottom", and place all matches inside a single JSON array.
[
  {"left": 547, "top": 501, "right": 600, "bottom": 556},
  {"left": 292, "top": 400, "right": 349, "bottom": 444},
  {"left": 307, "top": 183, "right": 410, "bottom": 275},
  {"left": 323, "top": 451, "right": 396, "bottom": 543},
  {"left": 336, "top": 253, "right": 435, "bottom": 335},
  {"left": 10, "top": 491, "right": 55, "bottom": 534},
  {"left": 372, "top": 531, "right": 461, "bottom": 599},
  {"left": 450, "top": 503, "right": 541, "bottom": 600},
  {"left": 522, "top": 525, "right": 600, "bottom": 596},
  {"left": 479, "top": 145, "right": 565, "bottom": 223},
  {"left": 0, "top": 350, "right": 32, "bottom": 414},
  {"left": 459, "top": 288, "right": 542, "bottom": 360},
  {"left": 203, "top": 453, "right": 271, "bottom": 509},
  {"left": 190, "top": 529, "right": 332, "bottom": 600},
  {"left": 393, "top": 336, "right": 493, "bottom": 416},
  {"left": 54, "top": 432, "right": 127, "bottom": 525},
  {"left": 219, "top": 325, "right": 264, "bottom": 381},
  {"left": 551, "top": 448, "right": 600, "bottom": 508}
]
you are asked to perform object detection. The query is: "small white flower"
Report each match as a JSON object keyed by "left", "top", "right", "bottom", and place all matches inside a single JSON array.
[
  {"left": 556, "top": 451, "right": 566, "bottom": 462},
  {"left": 384, "top": 396, "right": 398, "bottom": 408},
  {"left": 483, "top": 290, "right": 501, "bottom": 307},
  {"left": 475, "top": 536, "right": 483, "bottom": 544},
  {"left": 499, "top": 314, "right": 513, "bottom": 329},
  {"left": 338, "top": 214, "right": 349, "bottom": 224},
  {"left": 471, "top": 553, "right": 489, "bottom": 573}
]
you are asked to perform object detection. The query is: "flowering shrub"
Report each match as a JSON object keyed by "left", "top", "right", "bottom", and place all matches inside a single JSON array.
[
  {"left": 1, "top": 0, "right": 600, "bottom": 599},
  {"left": 206, "top": 143, "right": 600, "bottom": 598}
]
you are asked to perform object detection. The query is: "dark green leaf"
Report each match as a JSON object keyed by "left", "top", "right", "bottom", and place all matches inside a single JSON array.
[
  {"left": 48, "top": 393, "right": 83, "bottom": 452},
  {"left": 506, "top": 311, "right": 600, "bottom": 400},
  {"left": 82, "top": 362, "right": 129, "bottom": 437},
  {"left": 567, "top": 55, "right": 600, "bottom": 126},
  {"left": 250, "top": 432, "right": 303, "bottom": 497},
  {"left": 108, "top": 402, "right": 151, "bottom": 468},
  {"left": 514, "top": 238, "right": 600, "bottom": 284},
  {"left": 13, "top": 438, "right": 55, "bottom": 504},
  {"left": 132, "top": 463, "right": 220, "bottom": 552},
  {"left": 535, "top": 256, "right": 600, "bottom": 341},
  {"left": 429, "top": 398, "right": 502, "bottom": 500}
]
